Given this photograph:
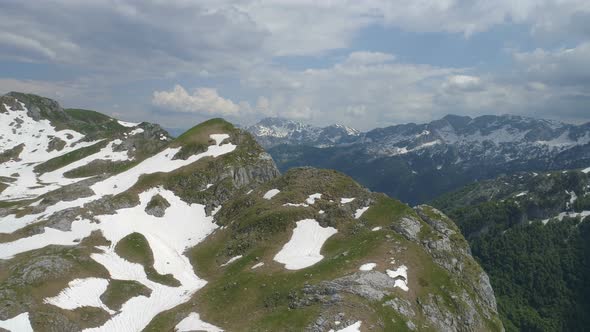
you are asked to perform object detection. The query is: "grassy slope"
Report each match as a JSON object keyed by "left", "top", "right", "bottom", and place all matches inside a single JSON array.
[{"left": 145, "top": 169, "right": 503, "bottom": 331}]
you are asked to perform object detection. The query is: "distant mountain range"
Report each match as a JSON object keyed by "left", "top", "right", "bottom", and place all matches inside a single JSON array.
[
  {"left": 246, "top": 117, "right": 360, "bottom": 148},
  {"left": 247, "top": 116, "right": 590, "bottom": 204}
]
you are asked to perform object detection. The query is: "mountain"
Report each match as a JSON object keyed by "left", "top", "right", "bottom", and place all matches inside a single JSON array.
[
  {"left": 432, "top": 168, "right": 590, "bottom": 331},
  {"left": 248, "top": 115, "right": 590, "bottom": 205},
  {"left": 0, "top": 93, "right": 502, "bottom": 331},
  {"left": 246, "top": 117, "right": 360, "bottom": 148}
]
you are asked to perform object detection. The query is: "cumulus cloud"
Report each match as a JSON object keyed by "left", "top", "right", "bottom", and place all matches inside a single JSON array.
[
  {"left": 443, "top": 75, "right": 484, "bottom": 92},
  {"left": 152, "top": 85, "right": 241, "bottom": 116},
  {"left": 514, "top": 42, "right": 590, "bottom": 86},
  {"left": 240, "top": 51, "right": 461, "bottom": 128},
  {"left": 0, "top": 1, "right": 266, "bottom": 77},
  {"left": 1, "top": 0, "right": 589, "bottom": 128},
  {"left": 1, "top": 0, "right": 587, "bottom": 72}
]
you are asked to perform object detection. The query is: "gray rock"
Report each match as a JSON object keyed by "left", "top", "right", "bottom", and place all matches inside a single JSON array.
[
  {"left": 383, "top": 298, "right": 415, "bottom": 318},
  {"left": 392, "top": 216, "right": 422, "bottom": 241},
  {"left": 10, "top": 255, "right": 74, "bottom": 285},
  {"left": 145, "top": 194, "right": 170, "bottom": 217},
  {"left": 321, "top": 271, "right": 400, "bottom": 301}
]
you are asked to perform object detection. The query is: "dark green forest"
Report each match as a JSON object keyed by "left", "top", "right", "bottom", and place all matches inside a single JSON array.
[{"left": 437, "top": 199, "right": 590, "bottom": 331}]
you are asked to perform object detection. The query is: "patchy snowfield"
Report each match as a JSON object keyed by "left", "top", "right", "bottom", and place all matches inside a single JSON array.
[
  {"left": 273, "top": 219, "right": 337, "bottom": 270},
  {"left": 263, "top": 188, "right": 280, "bottom": 200},
  {"left": 283, "top": 193, "right": 323, "bottom": 207},
  {"left": 0, "top": 218, "right": 97, "bottom": 259},
  {"left": 541, "top": 211, "right": 590, "bottom": 225},
  {"left": 0, "top": 312, "right": 34, "bottom": 332},
  {"left": 175, "top": 312, "right": 223, "bottom": 332},
  {"left": 340, "top": 198, "right": 355, "bottom": 204},
  {"left": 359, "top": 263, "right": 376, "bottom": 271},
  {"left": 23, "top": 187, "right": 219, "bottom": 332},
  {"left": 0, "top": 102, "right": 100, "bottom": 200},
  {"left": 354, "top": 206, "right": 370, "bottom": 219},
  {"left": 39, "top": 139, "right": 131, "bottom": 187},
  {"left": 0, "top": 134, "right": 235, "bottom": 234},
  {"left": 0, "top": 133, "right": 239, "bottom": 331},
  {"left": 91, "top": 134, "right": 235, "bottom": 198},
  {"left": 386, "top": 265, "right": 409, "bottom": 291},
  {"left": 44, "top": 278, "right": 115, "bottom": 314},
  {"left": 306, "top": 193, "right": 322, "bottom": 204}
]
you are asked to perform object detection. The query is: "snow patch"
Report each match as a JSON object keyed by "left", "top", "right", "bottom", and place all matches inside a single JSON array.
[
  {"left": 0, "top": 134, "right": 235, "bottom": 234},
  {"left": 359, "top": 263, "right": 376, "bottom": 271},
  {"left": 0, "top": 312, "right": 33, "bottom": 332},
  {"left": 386, "top": 265, "right": 409, "bottom": 291},
  {"left": 340, "top": 198, "right": 355, "bottom": 204},
  {"left": 305, "top": 193, "right": 322, "bottom": 204},
  {"left": 251, "top": 262, "right": 264, "bottom": 269},
  {"left": 273, "top": 219, "right": 337, "bottom": 270},
  {"left": 566, "top": 190, "right": 578, "bottom": 209},
  {"left": 117, "top": 120, "right": 139, "bottom": 127},
  {"left": 175, "top": 312, "right": 223, "bottom": 332},
  {"left": 44, "top": 278, "right": 115, "bottom": 314},
  {"left": 2, "top": 188, "right": 220, "bottom": 332},
  {"left": 541, "top": 211, "right": 590, "bottom": 225},
  {"left": 221, "top": 255, "right": 243, "bottom": 267},
  {"left": 583, "top": 167, "right": 590, "bottom": 174},
  {"left": 329, "top": 321, "right": 362, "bottom": 332},
  {"left": 128, "top": 128, "right": 144, "bottom": 136},
  {"left": 263, "top": 189, "right": 280, "bottom": 200},
  {"left": 371, "top": 226, "right": 382, "bottom": 231},
  {"left": 354, "top": 206, "right": 369, "bottom": 219},
  {"left": 0, "top": 101, "right": 100, "bottom": 200},
  {"left": 283, "top": 202, "right": 308, "bottom": 207}
]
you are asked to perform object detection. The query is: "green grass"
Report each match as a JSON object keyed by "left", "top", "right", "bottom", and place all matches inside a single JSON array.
[
  {"left": 34, "top": 140, "right": 108, "bottom": 174},
  {"left": 114, "top": 233, "right": 180, "bottom": 287},
  {"left": 0, "top": 143, "right": 24, "bottom": 163},
  {"left": 179, "top": 193, "right": 419, "bottom": 330},
  {"left": 100, "top": 280, "right": 151, "bottom": 311},
  {"left": 63, "top": 159, "right": 138, "bottom": 178},
  {"left": 172, "top": 118, "right": 235, "bottom": 146}
]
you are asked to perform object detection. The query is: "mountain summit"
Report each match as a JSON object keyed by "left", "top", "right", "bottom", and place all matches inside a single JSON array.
[
  {"left": 0, "top": 93, "right": 502, "bottom": 331},
  {"left": 247, "top": 117, "right": 360, "bottom": 148}
]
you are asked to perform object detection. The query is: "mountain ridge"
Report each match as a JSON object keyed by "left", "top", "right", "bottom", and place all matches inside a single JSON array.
[
  {"left": 0, "top": 92, "right": 503, "bottom": 331},
  {"left": 248, "top": 115, "right": 590, "bottom": 205}
]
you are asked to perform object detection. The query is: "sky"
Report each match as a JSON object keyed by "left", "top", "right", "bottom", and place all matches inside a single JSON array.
[{"left": 0, "top": 0, "right": 589, "bottom": 131}]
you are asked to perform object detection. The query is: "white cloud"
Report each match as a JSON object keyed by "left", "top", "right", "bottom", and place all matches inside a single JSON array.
[
  {"left": 240, "top": 51, "right": 461, "bottom": 128},
  {"left": 1, "top": 1, "right": 590, "bottom": 128},
  {"left": 344, "top": 52, "right": 396, "bottom": 65},
  {"left": 152, "top": 85, "right": 240, "bottom": 116},
  {"left": 514, "top": 42, "right": 590, "bottom": 86},
  {"left": 444, "top": 75, "right": 483, "bottom": 92}
]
